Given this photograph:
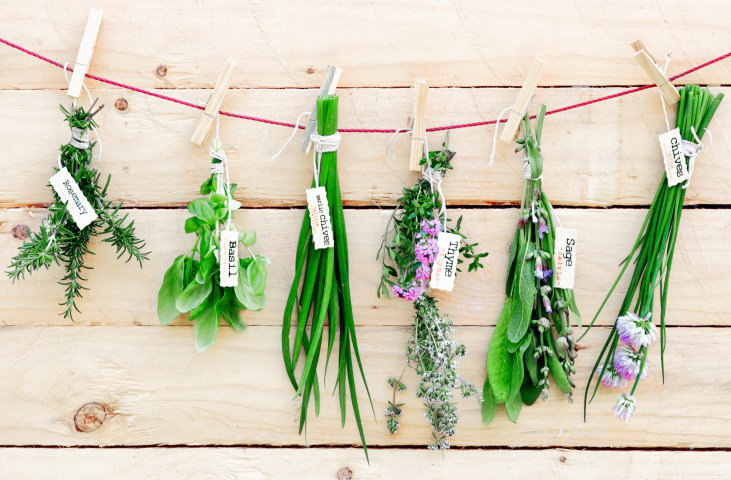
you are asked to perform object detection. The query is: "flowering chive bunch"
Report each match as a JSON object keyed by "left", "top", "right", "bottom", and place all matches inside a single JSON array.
[
  {"left": 378, "top": 139, "right": 487, "bottom": 449},
  {"left": 583, "top": 85, "right": 723, "bottom": 422},
  {"left": 483, "top": 106, "right": 581, "bottom": 424}
]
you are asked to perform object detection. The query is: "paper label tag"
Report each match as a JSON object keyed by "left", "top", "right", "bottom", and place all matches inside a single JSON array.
[
  {"left": 306, "top": 187, "right": 334, "bottom": 250},
  {"left": 553, "top": 227, "right": 578, "bottom": 290},
  {"left": 429, "top": 232, "right": 461, "bottom": 292},
  {"left": 659, "top": 128, "right": 689, "bottom": 187},
  {"left": 219, "top": 230, "right": 239, "bottom": 287},
  {"left": 49, "top": 167, "right": 98, "bottom": 230}
]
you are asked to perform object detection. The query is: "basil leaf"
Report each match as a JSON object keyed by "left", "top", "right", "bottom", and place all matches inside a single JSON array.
[
  {"left": 157, "top": 255, "right": 186, "bottom": 325},
  {"left": 196, "top": 251, "right": 216, "bottom": 284},
  {"left": 192, "top": 295, "right": 219, "bottom": 353},
  {"left": 199, "top": 177, "right": 213, "bottom": 195},
  {"left": 239, "top": 230, "right": 256, "bottom": 247},
  {"left": 234, "top": 267, "right": 265, "bottom": 311},
  {"left": 184, "top": 217, "right": 203, "bottom": 234},
  {"left": 210, "top": 192, "right": 227, "bottom": 203},
  {"left": 246, "top": 258, "right": 268, "bottom": 295},
  {"left": 176, "top": 279, "right": 212, "bottom": 313},
  {"left": 221, "top": 291, "right": 246, "bottom": 332},
  {"left": 188, "top": 198, "right": 216, "bottom": 225}
]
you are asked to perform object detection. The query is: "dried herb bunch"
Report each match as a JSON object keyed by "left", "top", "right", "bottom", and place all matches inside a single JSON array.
[
  {"left": 157, "top": 139, "right": 269, "bottom": 353},
  {"left": 7, "top": 103, "right": 148, "bottom": 318},
  {"left": 482, "top": 106, "right": 581, "bottom": 425},
  {"left": 583, "top": 85, "right": 723, "bottom": 421},
  {"left": 379, "top": 140, "right": 487, "bottom": 449},
  {"left": 282, "top": 95, "right": 372, "bottom": 459}
]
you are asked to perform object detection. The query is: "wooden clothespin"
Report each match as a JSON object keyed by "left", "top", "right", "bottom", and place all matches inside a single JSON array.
[
  {"left": 191, "top": 58, "right": 237, "bottom": 146},
  {"left": 67, "top": 9, "right": 103, "bottom": 99},
  {"left": 408, "top": 78, "right": 429, "bottom": 171},
  {"left": 631, "top": 40, "right": 680, "bottom": 104},
  {"left": 500, "top": 54, "right": 546, "bottom": 143},
  {"left": 299, "top": 65, "right": 342, "bottom": 153}
]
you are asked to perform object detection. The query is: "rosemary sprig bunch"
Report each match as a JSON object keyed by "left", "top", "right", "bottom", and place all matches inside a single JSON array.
[
  {"left": 378, "top": 141, "right": 487, "bottom": 449},
  {"left": 583, "top": 85, "right": 723, "bottom": 421},
  {"left": 483, "top": 106, "right": 581, "bottom": 424},
  {"left": 7, "top": 104, "right": 148, "bottom": 318},
  {"left": 282, "top": 95, "right": 372, "bottom": 459},
  {"left": 157, "top": 139, "right": 268, "bottom": 352}
]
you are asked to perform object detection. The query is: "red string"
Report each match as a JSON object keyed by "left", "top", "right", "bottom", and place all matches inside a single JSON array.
[{"left": 1, "top": 36, "right": 728, "bottom": 133}]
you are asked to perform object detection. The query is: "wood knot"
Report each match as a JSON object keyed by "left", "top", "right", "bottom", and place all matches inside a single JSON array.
[
  {"left": 336, "top": 467, "right": 353, "bottom": 480},
  {"left": 306, "top": 66, "right": 315, "bottom": 74},
  {"left": 74, "top": 402, "right": 106, "bottom": 432},
  {"left": 115, "top": 98, "right": 128, "bottom": 111},
  {"left": 12, "top": 225, "right": 29, "bottom": 240},
  {"left": 559, "top": 455, "right": 567, "bottom": 463},
  {"left": 155, "top": 64, "right": 168, "bottom": 77}
]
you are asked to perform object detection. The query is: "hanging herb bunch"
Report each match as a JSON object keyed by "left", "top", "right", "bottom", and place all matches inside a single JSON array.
[
  {"left": 157, "top": 139, "right": 269, "bottom": 353},
  {"left": 7, "top": 102, "right": 149, "bottom": 318},
  {"left": 378, "top": 139, "right": 488, "bottom": 450},
  {"left": 482, "top": 106, "right": 581, "bottom": 424},
  {"left": 583, "top": 85, "right": 723, "bottom": 421},
  {"left": 282, "top": 95, "right": 372, "bottom": 459}
]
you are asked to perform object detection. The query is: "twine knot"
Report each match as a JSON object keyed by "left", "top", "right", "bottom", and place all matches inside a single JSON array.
[
  {"left": 310, "top": 132, "right": 341, "bottom": 153},
  {"left": 680, "top": 126, "right": 711, "bottom": 190}
]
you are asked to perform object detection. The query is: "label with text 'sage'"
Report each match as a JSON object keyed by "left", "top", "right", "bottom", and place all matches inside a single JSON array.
[
  {"left": 219, "top": 230, "right": 239, "bottom": 287},
  {"left": 659, "top": 128, "right": 689, "bottom": 187},
  {"left": 306, "top": 187, "right": 334, "bottom": 250},
  {"left": 49, "top": 167, "right": 98, "bottom": 230},
  {"left": 553, "top": 226, "right": 578, "bottom": 290},
  {"left": 429, "top": 231, "right": 461, "bottom": 292}
]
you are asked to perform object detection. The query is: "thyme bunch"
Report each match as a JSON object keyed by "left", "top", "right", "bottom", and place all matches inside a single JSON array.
[
  {"left": 378, "top": 140, "right": 486, "bottom": 449},
  {"left": 482, "top": 106, "right": 581, "bottom": 424},
  {"left": 7, "top": 104, "right": 148, "bottom": 318}
]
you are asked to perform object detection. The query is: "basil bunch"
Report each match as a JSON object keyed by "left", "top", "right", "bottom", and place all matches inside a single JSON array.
[
  {"left": 157, "top": 140, "right": 269, "bottom": 352},
  {"left": 483, "top": 106, "right": 580, "bottom": 424},
  {"left": 282, "top": 95, "right": 372, "bottom": 460}
]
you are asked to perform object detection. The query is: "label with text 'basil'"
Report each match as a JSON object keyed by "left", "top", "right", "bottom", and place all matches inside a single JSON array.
[
  {"left": 553, "top": 226, "right": 578, "bottom": 290},
  {"left": 219, "top": 230, "right": 239, "bottom": 287},
  {"left": 429, "top": 231, "right": 461, "bottom": 292},
  {"left": 659, "top": 128, "right": 689, "bottom": 187},
  {"left": 306, "top": 187, "right": 333, "bottom": 250},
  {"left": 49, "top": 167, "right": 98, "bottom": 230}
]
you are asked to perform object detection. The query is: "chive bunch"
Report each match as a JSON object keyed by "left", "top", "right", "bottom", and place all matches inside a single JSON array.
[
  {"left": 282, "top": 95, "right": 372, "bottom": 458},
  {"left": 583, "top": 85, "right": 723, "bottom": 420}
]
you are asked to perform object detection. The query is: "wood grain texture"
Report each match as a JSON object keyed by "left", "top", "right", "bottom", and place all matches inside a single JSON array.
[
  {"left": 1, "top": 87, "right": 729, "bottom": 208},
  {"left": 0, "top": 325, "right": 727, "bottom": 447},
  {"left": 2, "top": 0, "right": 730, "bottom": 89},
  {"left": 2, "top": 208, "right": 730, "bottom": 327},
  {"left": 1, "top": 448, "right": 729, "bottom": 480}
]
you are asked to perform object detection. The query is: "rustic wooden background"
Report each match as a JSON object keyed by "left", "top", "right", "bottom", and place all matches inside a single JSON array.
[{"left": 1, "top": 1, "right": 730, "bottom": 478}]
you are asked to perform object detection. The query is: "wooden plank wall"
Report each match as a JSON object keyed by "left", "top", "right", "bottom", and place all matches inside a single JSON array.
[{"left": 1, "top": 1, "right": 730, "bottom": 478}]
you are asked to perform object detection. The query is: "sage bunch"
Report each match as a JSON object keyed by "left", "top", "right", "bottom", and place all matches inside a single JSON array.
[
  {"left": 584, "top": 85, "right": 723, "bottom": 421},
  {"left": 378, "top": 141, "right": 487, "bottom": 449},
  {"left": 8, "top": 103, "right": 148, "bottom": 318},
  {"left": 282, "top": 95, "right": 372, "bottom": 459},
  {"left": 483, "top": 106, "right": 581, "bottom": 424},
  {"left": 157, "top": 139, "right": 268, "bottom": 353}
]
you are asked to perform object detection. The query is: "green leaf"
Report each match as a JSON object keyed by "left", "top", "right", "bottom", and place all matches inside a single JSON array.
[
  {"left": 239, "top": 230, "right": 257, "bottom": 247},
  {"left": 199, "top": 177, "right": 213, "bottom": 195},
  {"left": 246, "top": 258, "right": 268, "bottom": 295},
  {"left": 157, "top": 255, "right": 186, "bottom": 325},
  {"left": 234, "top": 267, "right": 265, "bottom": 311},
  {"left": 525, "top": 334, "right": 538, "bottom": 384},
  {"left": 486, "top": 302, "right": 514, "bottom": 404},
  {"left": 188, "top": 198, "right": 216, "bottom": 225},
  {"left": 508, "top": 241, "right": 536, "bottom": 343},
  {"left": 192, "top": 295, "right": 219, "bottom": 353},
  {"left": 176, "top": 279, "right": 212, "bottom": 313},
  {"left": 210, "top": 192, "right": 228, "bottom": 203},
  {"left": 220, "top": 290, "right": 246, "bottom": 332},
  {"left": 521, "top": 378, "right": 542, "bottom": 405},
  {"left": 481, "top": 376, "right": 499, "bottom": 425},
  {"left": 184, "top": 217, "right": 203, "bottom": 234},
  {"left": 196, "top": 251, "right": 217, "bottom": 284},
  {"left": 508, "top": 346, "right": 525, "bottom": 399},
  {"left": 505, "top": 392, "right": 522, "bottom": 423}
]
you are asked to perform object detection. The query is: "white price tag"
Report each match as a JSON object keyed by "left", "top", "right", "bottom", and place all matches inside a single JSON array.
[
  {"left": 553, "top": 227, "right": 577, "bottom": 290},
  {"left": 306, "top": 187, "right": 334, "bottom": 250},
  {"left": 49, "top": 167, "right": 98, "bottom": 230},
  {"left": 429, "top": 232, "right": 461, "bottom": 292},
  {"left": 219, "top": 230, "right": 239, "bottom": 287},
  {"left": 659, "top": 128, "right": 689, "bottom": 187}
]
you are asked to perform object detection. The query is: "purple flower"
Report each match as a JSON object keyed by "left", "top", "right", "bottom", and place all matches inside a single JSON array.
[
  {"left": 420, "top": 219, "right": 441, "bottom": 237},
  {"left": 616, "top": 312, "right": 657, "bottom": 349},
  {"left": 597, "top": 362, "right": 627, "bottom": 389},
  {"left": 613, "top": 346, "right": 649, "bottom": 381},
  {"left": 534, "top": 258, "right": 552, "bottom": 283},
  {"left": 538, "top": 217, "right": 549, "bottom": 239},
  {"left": 542, "top": 295, "right": 552, "bottom": 313}
]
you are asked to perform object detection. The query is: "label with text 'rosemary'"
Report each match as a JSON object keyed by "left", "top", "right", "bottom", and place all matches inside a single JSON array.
[
  {"left": 429, "top": 231, "right": 461, "bottom": 292},
  {"left": 219, "top": 230, "right": 239, "bottom": 287},
  {"left": 553, "top": 226, "right": 577, "bottom": 290},
  {"left": 659, "top": 128, "right": 689, "bottom": 187},
  {"left": 306, "top": 187, "right": 333, "bottom": 250},
  {"left": 49, "top": 167, "right": 98, "bottom": 230}
]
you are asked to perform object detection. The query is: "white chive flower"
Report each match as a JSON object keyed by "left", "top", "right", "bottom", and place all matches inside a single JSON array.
[
  {"left": 616, "top": 312, "right": 657, "bottom": 349},
  {"left": 613, "top": 345, "right": 649, "bottom": 381},
  {"left": 613, "top": 393, "right": 637, "bottom": 421},
  {"left": 597, "top": 362, "right": 627, "bottom": 389}
]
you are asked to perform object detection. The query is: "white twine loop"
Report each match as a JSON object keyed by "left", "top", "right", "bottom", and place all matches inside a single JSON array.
[
  {"left": 210, "top": 114, "right": 234, "bottom": 231},
  {"left": 489, "top": 94, "right": 536, "bottom": 167},
  {"left": 62, "top": 62, "right": 103, "bottom": 163},
  {"left": 385, "top": 127, "right": 413, "bottom": 162},
  {"left": 310, "top": 131, "right": 341, "bottom": 188},
  {"left": 681, "top": 126, "right": 711, "bottom": 190},
  {"left": 271, "top": 111, "right": 311, "bottom": 162}
]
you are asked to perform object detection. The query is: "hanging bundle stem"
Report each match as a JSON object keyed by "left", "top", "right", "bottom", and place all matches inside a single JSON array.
[{"left": 282, "top": 95, "right": 373, "bottom": 460}]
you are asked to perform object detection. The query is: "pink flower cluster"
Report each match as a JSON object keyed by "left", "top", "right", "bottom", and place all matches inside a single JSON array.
[{"left": 392, "top": 219, "right": 442, "bottom": 302}]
